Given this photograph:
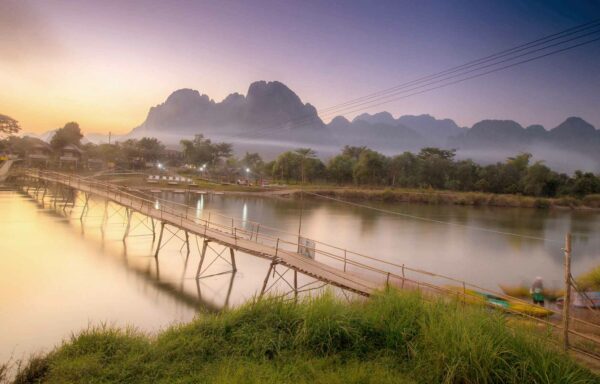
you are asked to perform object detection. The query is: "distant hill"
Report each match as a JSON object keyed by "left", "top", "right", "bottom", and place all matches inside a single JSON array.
[
  {"left": 114, "top": 80, "right": 600, "bottom": 171},
  {"left": 131, "top": 81, "right": 328, "bottom": 145},
  {"left": 20, "top": 78, "right": 600, "bottom": 173}
]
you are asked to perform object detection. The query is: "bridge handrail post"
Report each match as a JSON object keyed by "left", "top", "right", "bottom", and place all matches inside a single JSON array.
[
  {"left": 234, "top": 227, "right": 237, "bottom": 245},
  {"left": 343, "top": 249, "right": 347, "bottom": 272},
  {"left": 275, "top": 238, "right": 280, "bottom": 257}
]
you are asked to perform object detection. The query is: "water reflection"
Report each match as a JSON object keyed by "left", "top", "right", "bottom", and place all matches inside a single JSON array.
[{"left": 2, "top": 187, "right": 600, "bottom": 367}]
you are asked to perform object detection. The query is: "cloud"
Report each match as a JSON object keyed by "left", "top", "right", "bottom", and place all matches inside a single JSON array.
[{"left": 0, "top": 1, "right": 62, "bottom": 65}]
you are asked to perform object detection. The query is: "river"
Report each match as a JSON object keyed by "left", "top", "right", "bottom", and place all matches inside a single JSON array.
[{"left": 1, "top": 188, "right": 599, "bottom": 364}]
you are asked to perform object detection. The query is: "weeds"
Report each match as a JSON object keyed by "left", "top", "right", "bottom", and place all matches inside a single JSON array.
[{"left": 9, "top": 290, "right": 598, "bottom": 384}]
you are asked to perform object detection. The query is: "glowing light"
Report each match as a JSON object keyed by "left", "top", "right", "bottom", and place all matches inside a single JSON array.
[{"left": 196, "top": 195, "right": 204, "bottom": 218}]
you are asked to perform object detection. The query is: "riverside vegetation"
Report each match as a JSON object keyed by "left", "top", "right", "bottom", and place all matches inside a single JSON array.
[
  {"left": 2, "top": 124, "right": 600, "bottom": 204},
  {"left": 5, "top": 289, "right": 599, "bottom": 384}
]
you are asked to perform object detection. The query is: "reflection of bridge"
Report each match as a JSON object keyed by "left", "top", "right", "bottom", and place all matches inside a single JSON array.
[
  {"left": 25, "top": 194, "right": 235, "bottom": 313},
  {"left": 19, "top": 170, "right": 382, "bottom": 297}
]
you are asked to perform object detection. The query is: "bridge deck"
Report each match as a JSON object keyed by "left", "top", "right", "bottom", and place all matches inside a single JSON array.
[{"left": 31, "top": 172, "right": 380, "bottom": 296}]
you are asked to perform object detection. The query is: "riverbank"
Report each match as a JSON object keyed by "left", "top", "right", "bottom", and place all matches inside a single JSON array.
[
  {"left": 7, "top": 290, "right": 597, "bottom": 384},
  {"left": 128, "top": 175, "right": 600, "bottom": 210},
  {"left": 37, "top": 171, "right": 600, "bottom": 211}
]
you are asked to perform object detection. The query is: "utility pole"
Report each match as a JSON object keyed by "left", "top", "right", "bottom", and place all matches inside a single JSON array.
[
  {"left": 298, "top": 190, "right": 303, "bottom": 238},
  {"left": 563, "top": 232, "right": 572, "bottom": 351},
  {"left": 108, "top": 131, "right": 112, "bottom": 145}
]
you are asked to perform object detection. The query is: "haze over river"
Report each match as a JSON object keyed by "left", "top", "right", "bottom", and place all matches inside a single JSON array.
[{"left": 1, "top": 188, "right": 599, "bottom": 364}]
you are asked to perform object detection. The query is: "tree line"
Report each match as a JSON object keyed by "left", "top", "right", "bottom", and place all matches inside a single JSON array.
[
  {"left": 2, "top": 122, "right": 599, "bottom": 198},
  {"left": 267, "top": 146, "right": 600, "bottom": 198}
]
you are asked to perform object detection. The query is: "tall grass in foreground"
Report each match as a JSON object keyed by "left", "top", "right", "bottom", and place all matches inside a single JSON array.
[{"left": 11, "top": 289, "right": 598, "bottom": 384}]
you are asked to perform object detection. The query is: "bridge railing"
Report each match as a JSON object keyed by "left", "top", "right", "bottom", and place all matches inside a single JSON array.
[{"left": 23, "top": 169, "right": 600, "bottom": 358}]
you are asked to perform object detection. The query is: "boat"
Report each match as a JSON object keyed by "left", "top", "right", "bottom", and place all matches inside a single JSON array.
[{"left": 447, "top": 287, "right": 553, "bottom": 317}]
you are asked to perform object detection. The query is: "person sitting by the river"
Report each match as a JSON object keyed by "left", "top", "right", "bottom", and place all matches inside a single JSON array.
[{"left": 530, "top": 276, "right": 545, "bottom": 306}]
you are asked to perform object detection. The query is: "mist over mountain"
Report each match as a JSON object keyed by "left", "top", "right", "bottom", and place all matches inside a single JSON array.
[
  {"left": 32, "top": 80, "right": 595, "bottom": 172},
  {"left": 131, "top": 81, "right": 328, "bottom": 146}
]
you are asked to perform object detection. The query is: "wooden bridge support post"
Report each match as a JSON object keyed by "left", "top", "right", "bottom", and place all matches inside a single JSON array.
[
  {"left": 184, "top": 231, "right": 190, "bottom": 254},
  {"left": 196, "top": 239, "right": 209, "bottom": 278},
  {"left": 154, "top": 222, "right": 165, "bottom": 258},
  {"left": 102, "top": 200, "right": 109, "bottom": 227},
  {"left": 123, "top": 208, "right": 133, "bottom": 241},
  {"left": 294, "top": 270, "right": 298, "bottom": 301},
  {"left": 41, "top": 183, "right": 47, "bottom": 203},
  {"left": 229, "top": 248, "right": 237, "bottom": 272},
  {"left": 80, "top": 192, "right": 90, "bottom": 221},
  {"left": 260, "top": 260, "right": 277, "bottom": 297},
  {"left": 563, "top": 232, "right": 572, "bottom": 352},
  {"left": 151, "top": 218, "right": 156, "bottom": 240}
]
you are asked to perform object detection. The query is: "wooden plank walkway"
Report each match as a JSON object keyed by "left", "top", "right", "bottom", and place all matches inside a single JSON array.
[{"left": 29, "top": 171, "right": 381, "bottom": 296}]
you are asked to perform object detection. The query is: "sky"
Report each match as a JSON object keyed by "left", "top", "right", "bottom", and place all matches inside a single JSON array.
[{"left": 1, "top": 0, "right": 600, "bottom": 134}]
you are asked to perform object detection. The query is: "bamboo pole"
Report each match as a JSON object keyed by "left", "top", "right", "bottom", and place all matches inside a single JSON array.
[{"left": 563, "top": 232, "right": 572, "bottom": 351}]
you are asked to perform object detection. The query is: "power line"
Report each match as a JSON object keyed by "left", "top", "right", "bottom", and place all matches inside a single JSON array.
[
  {"left": 317, "top": 19, "right": 600, "bottom": 114},
  {"left": 317, "top": 28, "right": 600, "bottom": 120},
  {"left": 240, "top": 33, "right": 600, "bottom": 141},
  {"left": 224, "top": 19, "right": 600, "bottom": 141}
]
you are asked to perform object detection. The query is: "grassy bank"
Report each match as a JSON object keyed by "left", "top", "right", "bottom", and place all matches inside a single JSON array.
[
  {"left": 91, "top": 172, "right": 600, "bottom": 210},
  {"left": 9, "top": 290, "right": 598, "bottom": 384},
  {"left": 296, "top": 188, "right": 600, "bottom": 210},
  {"left": 578, "top": 266, "right": 600, "bottom": 291}
]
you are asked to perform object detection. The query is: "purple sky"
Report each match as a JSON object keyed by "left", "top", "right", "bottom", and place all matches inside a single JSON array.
[{"left": 2, "top": 0, "right": 600, "bottom": 133}]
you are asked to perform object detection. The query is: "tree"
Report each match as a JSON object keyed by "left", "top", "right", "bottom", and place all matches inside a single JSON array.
[
  {"left": 327, "top": 154, "right": 355, "bottom": 184},
  {"left": 0, "top": 114, "right": 21, "bottom": 136},
  {"left": 388, "top": 152, "right": 418, "bottom": 187},
  {"left": 353, "top": 149, "right": 387, "bottom": 185},
  {"left": 272, "top": 151, "right": 301, "bottom": 182},
  {"left": 137, "top": 137, "right": 165, "bottom": 162},
  {"left": 570, "top": 171, "right": 600, "bottom": 197},
  {"left": 212, "top": 142, "right": 233, "bottom": 165},
  {"left": 417, "top": 147, "right": 456, "bottom": 189},
  {"left": 341, "top": 145, "right": 367, "bottom": 160},
  {"left": 452, "top": 160, "right": 480, "bottom": 191},
  {"left": 523, "top": 162, "right": 556, "bottom": 196},
  {"left": 294, "top": 148, "right": 316, "bottom": 184},
  {"left": 241, "top": 152, "right": 264, "bottom": 174},
  {"left": 50, "top": 122, "right": 83, "bottom": 151},
  {"left": 180, "top": 134, "right": 232, "bottom": 167}
]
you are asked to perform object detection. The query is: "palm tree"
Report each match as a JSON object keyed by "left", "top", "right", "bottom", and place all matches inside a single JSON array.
[{"left": 294, "top": 148, "right": 316, "bottom": 184}]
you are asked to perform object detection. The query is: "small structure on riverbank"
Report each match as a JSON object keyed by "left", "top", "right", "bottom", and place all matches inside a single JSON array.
[
  {"left": 59, "top": 144, "right": 84, "bottom": 169},
  {"left": 26, "top": 139, "right": 52, "bottom": 168}
]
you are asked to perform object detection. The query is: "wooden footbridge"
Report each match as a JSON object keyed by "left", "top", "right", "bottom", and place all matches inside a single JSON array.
[{"left": 12, "top": 169, "right": 600, "bottom": 362}]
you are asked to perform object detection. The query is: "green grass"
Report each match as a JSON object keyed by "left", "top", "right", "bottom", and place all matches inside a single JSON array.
[
  {"left": 10, "top": 289, "right": 598, "bottom": 384},
  {"left": 578, "top": 266, "right": 600, "bottom": 291}
]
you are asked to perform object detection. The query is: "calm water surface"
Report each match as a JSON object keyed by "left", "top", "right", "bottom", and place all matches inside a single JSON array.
[{"left": 1, "top": 188, "right": 599, "bottom": 363}]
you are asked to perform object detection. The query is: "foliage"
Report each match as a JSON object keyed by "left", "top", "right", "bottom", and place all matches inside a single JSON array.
[
  {"left": 180, "top": 134, "right": 232, "bottom": 166},
  {"left": 0, "top": 114, "right": 21, "bottom": 136},
  {"left": 50, "top": 122, "right": 83, "bottom": 151},
  {"left": 12, "top": 290, "right": 597, "bottom": 384},
  {"left": 327, "top": 154, "right": 355, "bottom": 184},
  {"left": 577, "top": 265, "right": 600, "bottom": 291}
]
